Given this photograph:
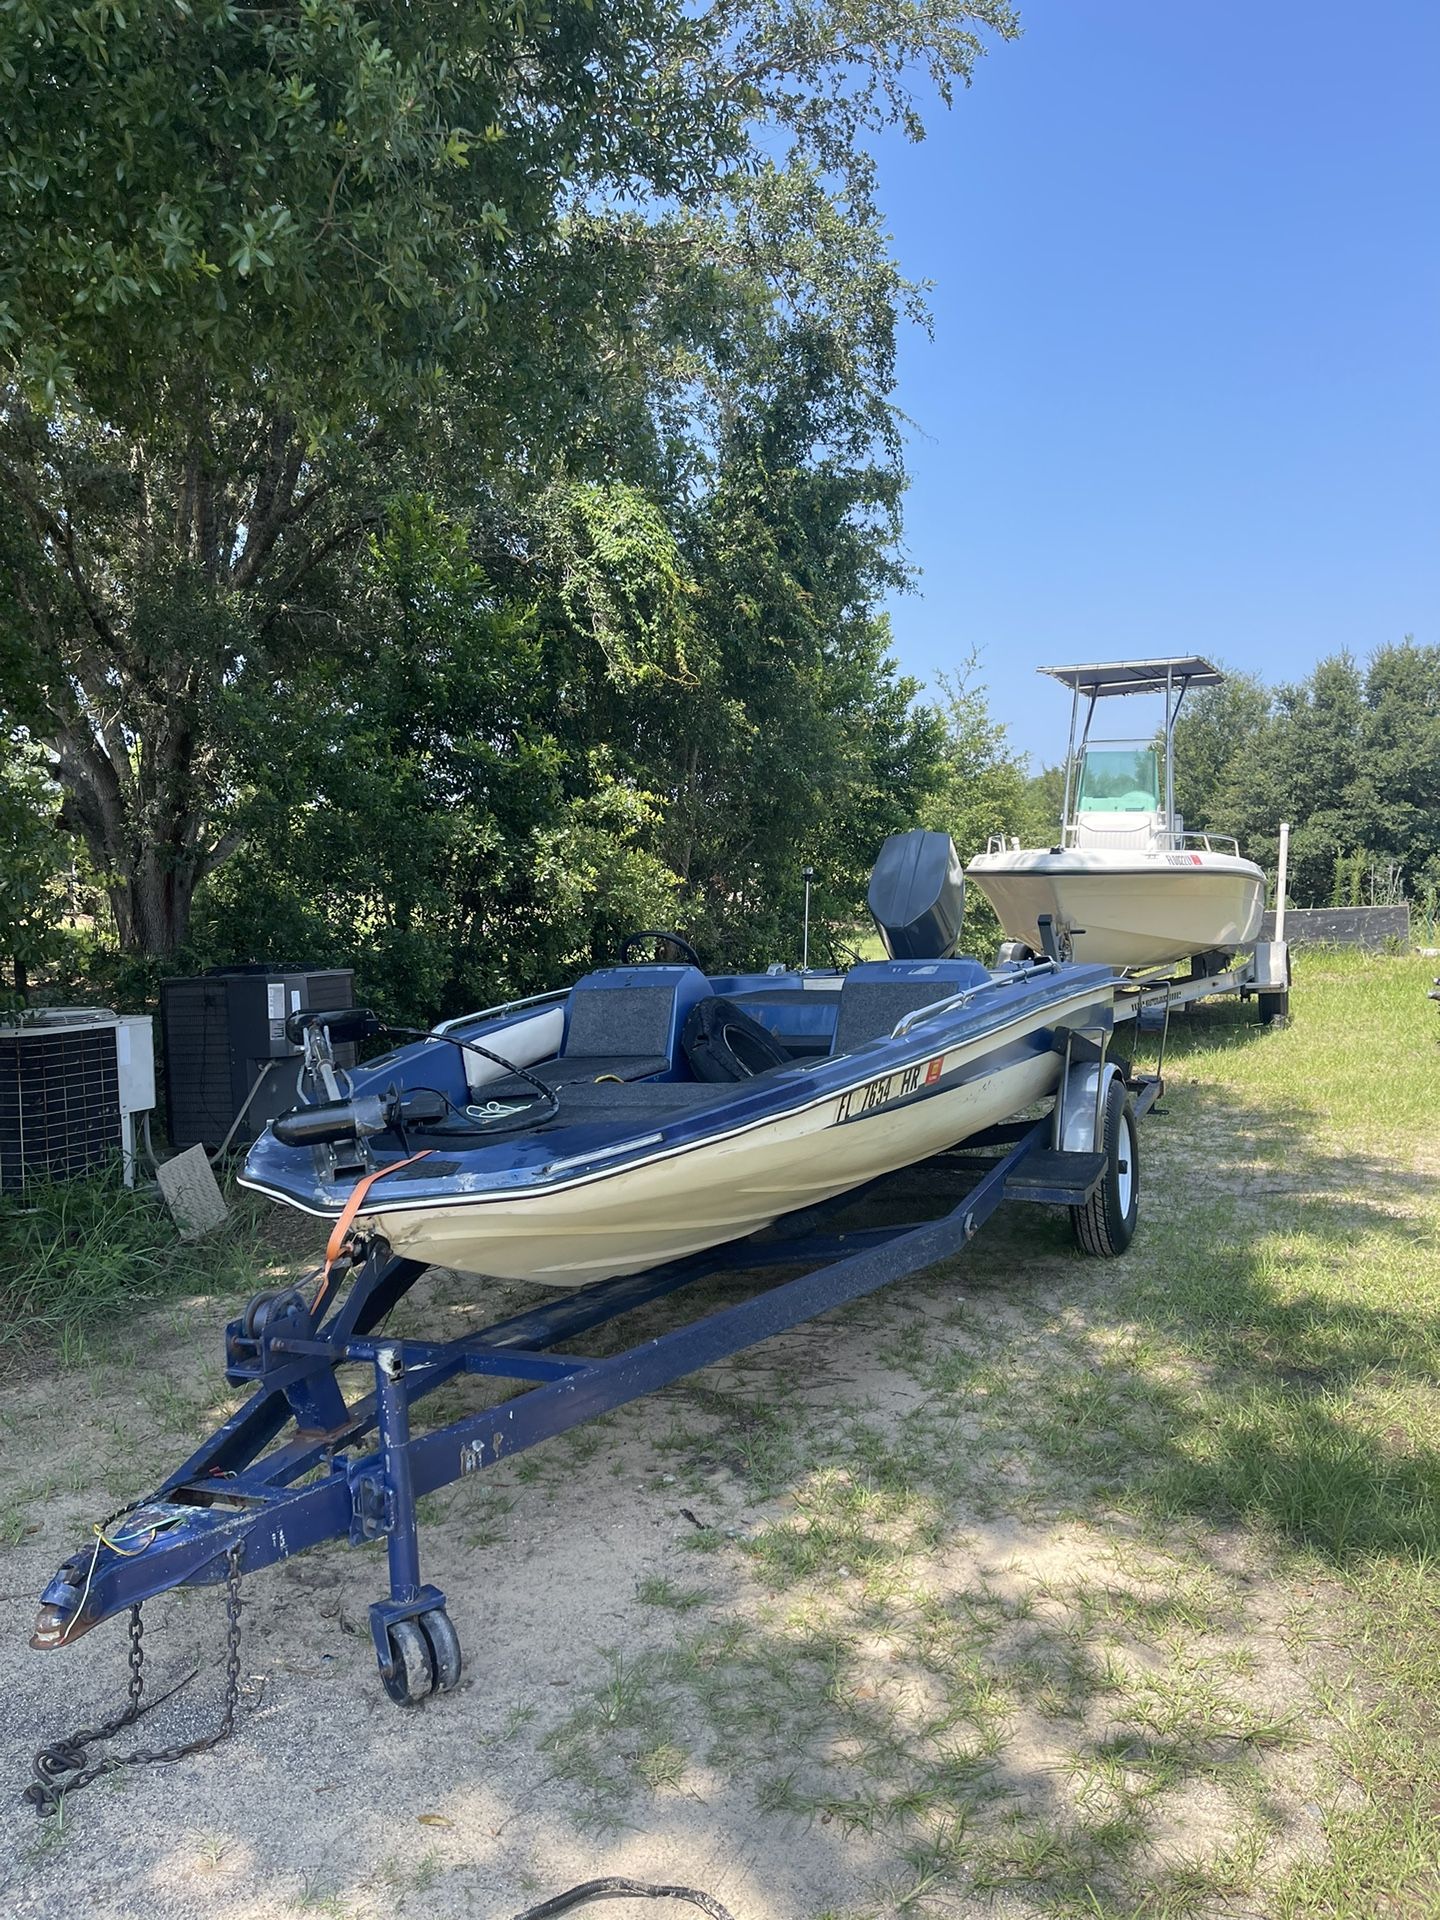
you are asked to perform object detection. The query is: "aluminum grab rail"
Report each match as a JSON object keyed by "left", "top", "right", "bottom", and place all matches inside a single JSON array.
[
  {"left": 432, "top": 988, "right": 571, "bottom": 1037},
  {"left": 1178, "top": 830, "right": 1241, "bottom": 855},
  {"left": 890, "top": 959, "right": 1060, "bottom": 1039},
  {"left": 986, "top": 827, "right": 1243, "bottom": 857}
]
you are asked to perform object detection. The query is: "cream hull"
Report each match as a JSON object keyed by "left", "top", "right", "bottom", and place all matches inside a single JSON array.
[
  {"left": 347, "top": 987, "right": 1106, "bottom": 1286},
  {"left": 968, "top": 849, "right": 1266, "bottom": 970}
]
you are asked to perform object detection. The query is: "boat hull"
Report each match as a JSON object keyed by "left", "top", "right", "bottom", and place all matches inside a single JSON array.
[
  {"left": 968, "top": 850, "right": 1266, "bottom": 970},
  {"left": 244, "top": 979, "right": 1112, "bottom": 1287},
  {"left": 370, "top": 1030, "right": 1058, "bottom": 1284}
]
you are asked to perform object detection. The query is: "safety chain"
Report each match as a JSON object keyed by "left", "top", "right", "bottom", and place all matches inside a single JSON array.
[{"left": 24, "top": 1544, "right": 244, "bottom": 1818}]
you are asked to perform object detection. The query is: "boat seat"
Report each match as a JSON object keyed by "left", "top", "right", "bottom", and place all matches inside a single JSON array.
[
  {"left": 832, "top": 959, "right": 991, "bottom": 1056},
  {"left": 484, "top": 965, "right": 712, "bottom": 1093},
  {"left": 560, "top": 963, "right": 711, "bottom": 1076}
]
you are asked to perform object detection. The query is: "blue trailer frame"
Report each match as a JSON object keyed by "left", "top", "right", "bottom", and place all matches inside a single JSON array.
[{"left": 30, "top": 1077, "right": 1158, "bottom": 1735}]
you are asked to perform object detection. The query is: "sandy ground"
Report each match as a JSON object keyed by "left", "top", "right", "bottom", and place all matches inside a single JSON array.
[{"left": 0, "top": 1118, "right": 1332, "bottom": 1920}]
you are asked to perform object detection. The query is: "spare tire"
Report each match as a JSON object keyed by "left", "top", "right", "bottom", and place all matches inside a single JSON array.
[{"left": 681, "top": 998, "right": 790, "bottom": 1082}]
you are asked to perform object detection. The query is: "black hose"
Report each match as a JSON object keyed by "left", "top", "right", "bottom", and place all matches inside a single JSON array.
[{"left": 507, "top": 1880, "right": 739, "bottom": 1920}]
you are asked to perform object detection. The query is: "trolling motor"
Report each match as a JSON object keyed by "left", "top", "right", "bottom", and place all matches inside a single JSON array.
[
  {"left": 271, "top": 1006, "right": 560, "bottom": 1164},
  {"left": 272, "top": 1008, "right": 388, "bottom": 1165}
]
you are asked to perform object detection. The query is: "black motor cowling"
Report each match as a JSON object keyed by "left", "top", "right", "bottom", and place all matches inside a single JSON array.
[{"left": 867, "top": 829, "right": 966, "bottom": 960}]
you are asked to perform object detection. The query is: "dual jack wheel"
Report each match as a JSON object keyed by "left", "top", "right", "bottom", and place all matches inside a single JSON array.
[{"left": 381, "top": 1607, "right": 463, "bottom": 1707}]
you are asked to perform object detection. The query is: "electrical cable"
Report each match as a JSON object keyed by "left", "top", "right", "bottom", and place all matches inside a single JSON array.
[
  {"left": 381, "top": 1025, "right": 561, "bottom": 1133},
  {"left": 393, "top": 1085, "right": 536, "bottom": 1139},
  {"left": 209, "top": 1057, "right": 285, "bottom": 1165},
  {"left": 507, "top": 1880, "right": 739, "bottom": 1920},
  {"left": 138, "top": 1110, "right": 161, "bottom": 1176}
]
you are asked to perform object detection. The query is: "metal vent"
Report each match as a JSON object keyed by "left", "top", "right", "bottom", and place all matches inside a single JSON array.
[{"left": 0, "top": 1026, "right": 121, "bottom": 1189}]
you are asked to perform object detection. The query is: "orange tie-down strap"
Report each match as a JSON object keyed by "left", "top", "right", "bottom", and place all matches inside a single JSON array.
[{"left": 315, "top": 1150, "right": 433, "bottom": 1303}]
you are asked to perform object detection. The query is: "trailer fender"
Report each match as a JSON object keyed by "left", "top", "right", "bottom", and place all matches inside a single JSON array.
[{"left": 1056, "top": 1059, "right": 1125, "bottom": 1155}]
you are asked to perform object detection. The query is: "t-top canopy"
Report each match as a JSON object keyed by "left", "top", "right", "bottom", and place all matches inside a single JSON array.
[{"left": 1037, "top": 657, "right": 1224, "bottom": 698}]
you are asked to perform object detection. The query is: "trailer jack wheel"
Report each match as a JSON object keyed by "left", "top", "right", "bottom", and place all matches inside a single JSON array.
[
  {"left": 381, "top": 1617, "right": 434, "bottom": 1706},
  {"left": 419, "top": 1607, "right": 463, "bottom": 1693}
]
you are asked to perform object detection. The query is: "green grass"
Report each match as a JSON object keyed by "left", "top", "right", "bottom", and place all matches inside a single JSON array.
[
  {"left": 0, "top": 1166, "right": 273, "bottom": 1366},
  {"left": 541, "top": 947, "right": 1440, "bottom": 1914}
]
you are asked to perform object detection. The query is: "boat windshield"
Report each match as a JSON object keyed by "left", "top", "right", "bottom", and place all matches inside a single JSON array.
[{"left": 1076, "top": 748, "right": 1161, "bottom": 814}]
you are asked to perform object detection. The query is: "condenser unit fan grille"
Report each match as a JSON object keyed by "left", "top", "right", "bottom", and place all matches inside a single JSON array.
[{"left": 0, "top": 1027, "right": 122, "bottom": 1189}]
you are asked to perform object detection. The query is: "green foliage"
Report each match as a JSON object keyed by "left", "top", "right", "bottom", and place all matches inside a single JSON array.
[
  {"left": 1168, "top": 670, "right": 1271, "bottom": 831},
  {"left": 0, "top": 0, "right": 1022, "bottom": 964},
  {"left": 920, "top": 658, "right": 1033, "bottom": 959},
  {"left": 536, "top": 482, "right": 698, "bottom": 687},
  {"left": 0, "top": 0, "right": 688, "bottom": 423},
  {"left": 191, "top": 497, "right": 684, "bottom": 1023},
  {"left": 0, "top": 1168, "right": 265, "bottom": 1363},
  {"left": 923, "top": 660, "right": 1029, "bottom": 858},
  {"left": 0, "top": 732, "right": 67, "bottom": 991},
  {"left": 1174, "top": 641, "right": 1440, "bottom": 906},
  {"left": 670, "top": 325, "right": 949, "bottom": 967}
]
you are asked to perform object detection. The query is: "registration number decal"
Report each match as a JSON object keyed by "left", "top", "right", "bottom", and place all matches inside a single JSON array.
[{"left": 836, "top": 1055, "right": 946, "bottom": 1124}]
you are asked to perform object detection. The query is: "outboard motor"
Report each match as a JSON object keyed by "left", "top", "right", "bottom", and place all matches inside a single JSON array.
[{"left": 867, "top": 829, "right": 966, "bottom": 960}]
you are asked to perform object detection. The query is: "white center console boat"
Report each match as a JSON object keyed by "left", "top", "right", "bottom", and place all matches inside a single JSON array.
[{"left": 967, "top": 657, "right": 1267, "bottom": 971}]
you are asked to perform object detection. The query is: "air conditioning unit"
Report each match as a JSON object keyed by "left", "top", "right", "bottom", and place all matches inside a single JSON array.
[
  {"left": 0, "top": 1008, "right": 156, "bottom": 1191},
  {"left": 160, "top": 967, "right": 356, "bottom": 1152}
]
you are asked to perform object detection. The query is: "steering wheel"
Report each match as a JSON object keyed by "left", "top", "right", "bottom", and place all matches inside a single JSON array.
[{"left": 618, "top": 929, "right": 703, "bottom": 968}]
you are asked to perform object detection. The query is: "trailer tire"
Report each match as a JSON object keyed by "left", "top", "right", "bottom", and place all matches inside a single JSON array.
[
  {"left": 381, "top": 1617, "right": 435, "bottom": 1706},
  {"left": 1071, "top": 1076, "right": 1138, "bottom": 1258},
  {"left": 420, "top": 1606, "right": 463, "bottom": 1692},
  {"left": 1257, "top": 991, "right": 1288, "bottom": 1025}
]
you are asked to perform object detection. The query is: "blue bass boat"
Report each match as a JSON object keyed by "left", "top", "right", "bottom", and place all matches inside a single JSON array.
[{"left": 240, "top": 833, "right": 1119, "bottom": 1287}]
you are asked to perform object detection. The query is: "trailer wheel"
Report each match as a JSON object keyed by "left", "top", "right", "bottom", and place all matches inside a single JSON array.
[
  {"left": 381, "top": 1617, "right": 435, "bottom": 1706},
  {"left": 1257, "top": 990, "right": 1288, "bottom": 1025},
  {"left": 1071, "top": 1076, "right": 1139, "bottom": 1257},
  {"left": 420, "top": 1606, "right": 463, "bottom": 1692}
]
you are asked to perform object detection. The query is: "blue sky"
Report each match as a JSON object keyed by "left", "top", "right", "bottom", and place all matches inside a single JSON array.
[{"left": 876, "top": 0, "right": 1439, "bottom": 765}]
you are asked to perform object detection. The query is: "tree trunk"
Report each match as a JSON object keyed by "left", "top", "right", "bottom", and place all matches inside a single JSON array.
[
  {"left": 108, "top": 850, "right": 199, "bottom": 959},
  {"left": 57, "top": 702, "right": 214, "bottom": 960}
]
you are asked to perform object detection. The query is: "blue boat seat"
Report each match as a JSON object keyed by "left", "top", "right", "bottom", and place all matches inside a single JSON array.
[
  {"left": 832, "top": 958, "right": 991, "bottom": 1056},
  {"left": 555, "top": 963, "right": 712, "bottom": 1082},
  {"left": 483, "top": 965, "right": 713, "bottom": 1093}
]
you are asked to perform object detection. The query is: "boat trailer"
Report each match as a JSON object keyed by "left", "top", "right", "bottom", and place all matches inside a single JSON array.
[
  {"left": 26, "top": 1058, "right": 1159, "bottom": 1808},
  {"left": 1111, "top": 939, "right": 1291, "bottom": 1075}
]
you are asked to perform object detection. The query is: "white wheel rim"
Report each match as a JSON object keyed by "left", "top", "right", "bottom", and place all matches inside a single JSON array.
[{"left": 1116, "top": 1113, "right": 1135, "bottom": 1215}]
